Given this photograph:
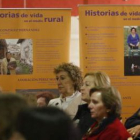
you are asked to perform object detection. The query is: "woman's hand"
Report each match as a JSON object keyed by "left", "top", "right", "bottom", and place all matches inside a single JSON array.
[
  {"left": 127, "top": 125, "right": 140, "bottom": 139},
  {"left": 130, "top": 43, "right": 135, "bottom": 47},
  {"left": 8, "top": 66, "right": 14, "bottom": 70}
]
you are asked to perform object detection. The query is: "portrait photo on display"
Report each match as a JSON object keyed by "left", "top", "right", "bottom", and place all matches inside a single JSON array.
[{"left": 124, "top": 26, "right": 140, "bottom": 76}]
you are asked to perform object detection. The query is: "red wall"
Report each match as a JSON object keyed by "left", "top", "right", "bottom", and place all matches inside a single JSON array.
[
  {"left": 2, "top": 0, "right": 24, "bottom": 8},
  {"left": 2, "top": 0, "right": 140, "bottom": 16}
]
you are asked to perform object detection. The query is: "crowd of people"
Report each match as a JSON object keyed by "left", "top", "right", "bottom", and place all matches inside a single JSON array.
[{"left": 0, "top": 62, "right": 140, "bottom": 140}]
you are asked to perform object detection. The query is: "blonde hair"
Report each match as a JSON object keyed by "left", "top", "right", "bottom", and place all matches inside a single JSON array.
[{"left": 84, "top": 71, "right": 111, "bottom": 87}]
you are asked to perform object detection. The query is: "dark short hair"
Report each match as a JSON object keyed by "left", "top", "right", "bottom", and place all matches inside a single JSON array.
[
  {"left": 54, "top": 63, "right": 82, "bottom": 91},
  {"left": 36, "top": 92, "right": 54, "bottom": 104},
  {"left": 16, "top": 107, "right": 80, "bottom": 140},
  {"left": 89, "top": 86, "right": 121, "bottom": 118},
  {"left": 131, "top": 27, "right": 136, "bottom": 32},
  {"left": 6, "top": 52, "right": 11, "bottom": 56}
]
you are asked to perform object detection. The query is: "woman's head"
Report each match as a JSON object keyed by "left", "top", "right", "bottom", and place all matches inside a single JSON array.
[
  {"left": 81, "top": 71, "right": 110, "bottom": 102},
  {"left": 131, "top": 27, "right": 137, "bottom": 34},
  {"left": 16, "top": 107, "right": 80, "bottom": 140},
  {"left": 0, "top": 94, "right": 28, "bottom": 140},
  {"left": 36, "top": 92, "right": 54, "bottom": 107},
  {"left": 88, "top": 86, "right": 121, "bottom": 122},
  {"left": 54, "top": 63, "right": 82, "bottom": 96}
]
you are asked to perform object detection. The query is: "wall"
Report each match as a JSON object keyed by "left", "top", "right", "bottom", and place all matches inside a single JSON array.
[{"left": 2, "top": 0, "right": 140, "bottom": 16}]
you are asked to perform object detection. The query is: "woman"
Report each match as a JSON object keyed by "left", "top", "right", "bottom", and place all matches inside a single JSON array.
[
  {"left": 127, "top": 27, "right": 140, "bottom": 49},
  {"left": 74, "top": 71, "right": 111, "bottom": 137},
  {"left": 82, "top": 87, "right": 131, "bottom": 140},
  {"left": 48, "top": 63, "right": 83, "bottom": 119}
]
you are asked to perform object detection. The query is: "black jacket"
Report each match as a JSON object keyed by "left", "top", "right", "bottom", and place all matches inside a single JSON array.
[
  {"left": 74, "top": 104, "right": 95, "bottom": 137},
  {"left": 125, "top": 108, "right": 140, "bottom": 129}
]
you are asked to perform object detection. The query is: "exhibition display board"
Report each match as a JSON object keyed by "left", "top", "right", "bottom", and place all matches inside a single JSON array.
[
  {"left": 79, "top": 5, "right": 140, "bottom": 121},
  {"left": 0, "top": 9, "right": 71, "bottom": 96}
]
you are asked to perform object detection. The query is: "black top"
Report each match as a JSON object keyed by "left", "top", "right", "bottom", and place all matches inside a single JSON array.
[
  {"left": 125, "top": 108, "right": 140, "bottom": 129},
  {"left": 74, "top": 104, "right": 95, "bottom": 137}
]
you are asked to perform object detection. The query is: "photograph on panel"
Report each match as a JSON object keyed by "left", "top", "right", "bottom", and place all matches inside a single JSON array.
[
  {"left": 124, "top": 26, "right": 140, "bottom": 76},
  {"left": 0, "top": 39, "right": 33, "bottom": 75}
]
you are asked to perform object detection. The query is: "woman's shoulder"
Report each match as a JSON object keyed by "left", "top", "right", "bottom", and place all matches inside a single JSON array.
[
  {"left": 102, "top": 118, "right": 131, "bottom": 139},
  {"left": 76, "top": 104, "right": 89, "bottom": 115},
  {"left": 78, "top": 104, "right": 89, "bottom": 110},
  {"left": 107, "top": 118, "right": 125, "bottom": 128},
  {"left": 48, "top": 97, "right": 60, "bottom": 105},
  {"left": 106, "top": 118, "right": 130, "bottom": 134},
  {"left": 128, "top": 34, "right": 132, "bottom": 37},
  {"left": 136, "top": 33, "right": 140, "bottom": 37}
]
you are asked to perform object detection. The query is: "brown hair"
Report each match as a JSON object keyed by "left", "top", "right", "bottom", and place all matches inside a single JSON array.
[
  {"left": 0, "top": 94, "right": 28, "bottom": 140},
  {"left": 36, "top": 92, "right": 54, "bottom": 104},
  {"left": 54, "top": 63, "right": 82, "bottom": 91},
  {"left": 84, "top": 71, "right": 110, "bottom": 87},
  {"left": 131, "top": 27, "right": 136, "bottom": 32},
  {"left": 89, "top": 86, "right": 121, "bottom": 118}
]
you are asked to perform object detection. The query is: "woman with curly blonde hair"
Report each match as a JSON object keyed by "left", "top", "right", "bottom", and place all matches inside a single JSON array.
[{"left": 48, "top": 63, "right": 84, "bottom": 119}]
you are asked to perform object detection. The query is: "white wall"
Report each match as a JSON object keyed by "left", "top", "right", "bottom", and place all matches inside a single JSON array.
[{"left": 69, "top": 16, "right": 79, "bottom": 66}]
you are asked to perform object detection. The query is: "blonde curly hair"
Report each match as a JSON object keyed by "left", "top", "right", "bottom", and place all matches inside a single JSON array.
[{"left": 54, "top": 63, "right": 82, "bottom": 91}]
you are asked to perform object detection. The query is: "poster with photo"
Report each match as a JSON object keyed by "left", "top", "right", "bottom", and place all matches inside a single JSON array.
[
  {"left": 79, "top": 5, "right": 140, "bottom": 122},
  {"left": 0, "top": 9, "right": 71, "bottom": 93}
]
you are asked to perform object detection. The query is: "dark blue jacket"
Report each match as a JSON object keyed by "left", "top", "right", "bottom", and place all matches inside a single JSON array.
[
  {"left": 127, "top": 33, "right": 140, "bottom": 46},
  {"left": 125, "top": 109, "right": 140, "bottom": 129}
]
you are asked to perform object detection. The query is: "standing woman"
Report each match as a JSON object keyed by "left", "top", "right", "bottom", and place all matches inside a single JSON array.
[
  {"left": 48, "top": 63, "right": 83, "bottom": 119},
  {"left": 74, "top": 71, "right": 111, "bottom": 136}
]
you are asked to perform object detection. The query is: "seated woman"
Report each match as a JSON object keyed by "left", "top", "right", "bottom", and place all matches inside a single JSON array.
[
  {"left": 127, "top": 27, "right": 140, "bottom": 49},
  {"left": 74, "top": 71, "right": 111, "bottom": 137},
  {"left": 125, "top": 109, "right": 140, "bottom": 140},
  {"left": 82, "top": 86, "right": 131, "bottom": 140},
  {"left": 48, "top": 63, "right": 83, "bottom": 119}
]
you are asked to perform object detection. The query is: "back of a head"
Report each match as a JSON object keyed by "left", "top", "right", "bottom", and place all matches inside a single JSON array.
[
  {"left": 0, "top": 94, "right": 28, "bottom": 140},
  {"left": 16, "top": 107, "right": 80, "bottom": 140},
  {"left": 36, "top": 91, "right": 54, "bottom": 106}
]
